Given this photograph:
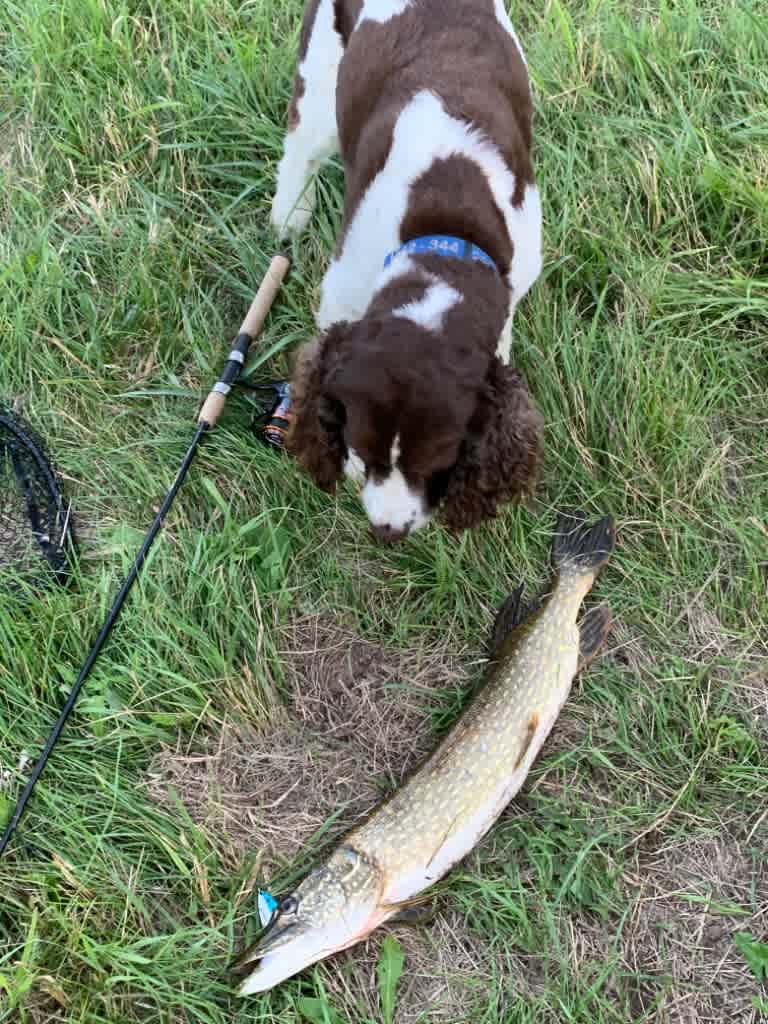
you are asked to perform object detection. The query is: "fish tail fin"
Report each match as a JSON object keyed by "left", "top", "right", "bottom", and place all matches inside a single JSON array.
[{"left": 551, "top": 510, "right": 616, "bottom": 576}]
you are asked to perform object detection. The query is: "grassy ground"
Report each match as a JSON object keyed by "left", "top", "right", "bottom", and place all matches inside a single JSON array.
[{"left": 1, "top": 0, "right": 766, "bottom": 1020}]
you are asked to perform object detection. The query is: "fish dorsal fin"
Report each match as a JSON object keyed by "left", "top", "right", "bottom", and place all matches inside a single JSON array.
[
  {"left": 577, "top": 604, "right": 612, "bottom": 673},
  {"left": 489, "top": 584, "right": 544, "bottom": 659}
]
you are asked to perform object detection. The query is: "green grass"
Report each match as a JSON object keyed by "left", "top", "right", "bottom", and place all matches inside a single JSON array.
[{"left": 1, "top": 0, "right": 766, "bottom": 1021}]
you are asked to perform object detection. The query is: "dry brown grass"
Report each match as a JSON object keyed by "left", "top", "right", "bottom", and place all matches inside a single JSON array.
[
  {"left": 147, "top": 614, "right": 470, "bottom": 872},
  {"left": 616, "top": 835, "right": 768, "bottom": 1022},
  {"left": 314, "top": 909, "right": 521, "bottom": 1023},
  {"left": 0, "top": 114, "right": 32, "bottom": 175},
  {"left": 733, "top": 669, "right": 768, "bottom": 741}
]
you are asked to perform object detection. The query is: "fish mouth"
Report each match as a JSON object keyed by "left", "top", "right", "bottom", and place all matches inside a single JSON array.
[
  {"left": 233, "top": 907, "right": 388, "bottom": 995},
  {"left": 232, "top": 920, "right": 320, "bottom": 995},
  {"left": 231, "top": 912, "right": 298, "bottom": 970},
  {"left": 235, "top": 948, "right": 304, "bottom": 996}
]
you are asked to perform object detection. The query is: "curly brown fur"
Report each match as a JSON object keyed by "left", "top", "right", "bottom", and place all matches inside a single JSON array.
[
  {"left": 286, "top": 325, "right": 348, "bottom": 492},
  {"left": 439, "top": 361, "right": 543, "bottom": 532}
]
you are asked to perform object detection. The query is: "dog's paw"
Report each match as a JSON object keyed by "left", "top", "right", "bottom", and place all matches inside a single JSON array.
[
  {"left": 270, "top": 183, "right": 316, "bottom": 238},
  {"left": 344, "top": 449, "right": 366, "bottom": 486}
]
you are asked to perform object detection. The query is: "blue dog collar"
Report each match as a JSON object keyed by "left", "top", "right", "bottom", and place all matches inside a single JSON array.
[{"left": 384, "top": 235, "right": 498, "bottom": 273}]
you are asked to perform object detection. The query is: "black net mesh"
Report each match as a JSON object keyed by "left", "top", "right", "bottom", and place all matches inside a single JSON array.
[{"left": 0, "top": 408, "right": 73, "bottom": 591}]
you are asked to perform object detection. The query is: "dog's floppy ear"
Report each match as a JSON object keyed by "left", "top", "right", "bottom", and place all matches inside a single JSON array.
[
  {"left": 287, "top": 323, "right": 349, "bottom": 492},
  {"left": 439, "top": 359, "right": 543, "bottom": 531}
]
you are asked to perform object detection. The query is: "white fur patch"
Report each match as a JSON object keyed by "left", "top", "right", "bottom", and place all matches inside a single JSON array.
[
  {"left": 497, "top": 183, "right": 542, "bottom": 360},
  {"left": 362, "top": 471, "right": 428, "bottom": 534},
  {"left": 270, "top": 0, "right": 343, "bottom": 236},
  {"left": 493, "top": 0, "right": 528, "bottom": 68},
  {"left": 393, "top": 280, "right": 461, "bottom": 331},
  {"left": 498, "top": 314, "right": 514, "bottom": 364},
  {"left": 360, "top": 435, "right": 428, "bottom": 534},
  {"left": 356, "top": 0, "right": 414, "bottom": 29},
  {"left": 375, "top": 252, "right": 417, "bottom": 292},
  {"left": 344, "top": 448, "right": 366, "bottom": 484},
  {"left": 494, "top": 182, "right": 541, "bottom": 361},
  {"left": 317, "top": 91, "right": 542, "bottom": 338}
]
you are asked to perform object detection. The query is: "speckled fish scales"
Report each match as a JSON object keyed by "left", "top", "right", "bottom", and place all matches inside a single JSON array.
[{"left": 350, "top": 512, "right": 615, "bottom": 905}]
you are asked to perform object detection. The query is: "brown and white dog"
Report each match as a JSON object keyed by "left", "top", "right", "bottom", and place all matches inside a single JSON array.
[{"left": 272, "top": 0, "right": 544, "bottom": 541}]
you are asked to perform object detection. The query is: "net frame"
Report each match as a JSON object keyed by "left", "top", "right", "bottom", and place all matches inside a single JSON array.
[{"left": 0, "top": 407, "right": 74, "bottom": 592}]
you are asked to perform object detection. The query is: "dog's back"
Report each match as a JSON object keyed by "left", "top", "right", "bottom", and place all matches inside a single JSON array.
[
  {"left": 272, "top": 0, "right": 544, "bottom": 540},
  {"left": 334, "top": 0, "right": 534, "bottom": 225}
]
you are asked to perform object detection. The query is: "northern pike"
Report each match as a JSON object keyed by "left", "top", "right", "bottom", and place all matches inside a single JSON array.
[{"left": 234, "top": 510, "right": 616, "bottom": 994}]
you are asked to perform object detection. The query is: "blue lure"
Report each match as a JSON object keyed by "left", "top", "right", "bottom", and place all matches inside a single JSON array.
[{"left": 257, "top": 889, "right": 278, "bottom": 928}]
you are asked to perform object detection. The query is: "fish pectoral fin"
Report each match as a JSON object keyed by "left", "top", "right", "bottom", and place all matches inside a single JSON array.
[
  {"left": 489, "top": 584, "right": 544, "bottom": 658},
  {"left": 385, "top": 898, "right": 438, "bottom": 928},
  {"left": 576, "top": 604, "right": 612, "bottom": 673}
]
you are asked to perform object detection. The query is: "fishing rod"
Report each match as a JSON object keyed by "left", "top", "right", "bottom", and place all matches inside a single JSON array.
[{"left": 0, "top": 253, "right": 290, "bottom": 858}]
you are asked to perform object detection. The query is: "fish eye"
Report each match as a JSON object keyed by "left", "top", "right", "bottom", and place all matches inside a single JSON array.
[{"left": 279, "top": 895, "right": 299, "bottom": 915}]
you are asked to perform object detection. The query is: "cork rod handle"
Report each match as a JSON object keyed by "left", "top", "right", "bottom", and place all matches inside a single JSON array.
[
  {"left": 239, "top": 253, "right": 290, "bottom": 337},
  {"left": 198, "top": 254, "right": 290, "bottom": 428}
]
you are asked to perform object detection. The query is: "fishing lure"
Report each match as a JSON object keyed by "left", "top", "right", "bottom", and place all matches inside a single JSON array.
[{"left": 258, "top": 889, "right": 279, "bottom": 928}]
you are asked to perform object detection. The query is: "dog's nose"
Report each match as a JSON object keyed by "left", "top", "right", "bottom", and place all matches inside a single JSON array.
[{"left": 370, "top": 523, "right": 409, "bottom": 543}]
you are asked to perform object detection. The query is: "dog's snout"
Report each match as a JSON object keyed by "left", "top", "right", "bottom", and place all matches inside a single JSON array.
[{"left": 370, "top": 522, "right": 409, "bottom": 543}]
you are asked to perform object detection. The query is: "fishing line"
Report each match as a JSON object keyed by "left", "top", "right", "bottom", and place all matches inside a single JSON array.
[{"left": 0, "top": 253, "right": 290, "bottom": 858}]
